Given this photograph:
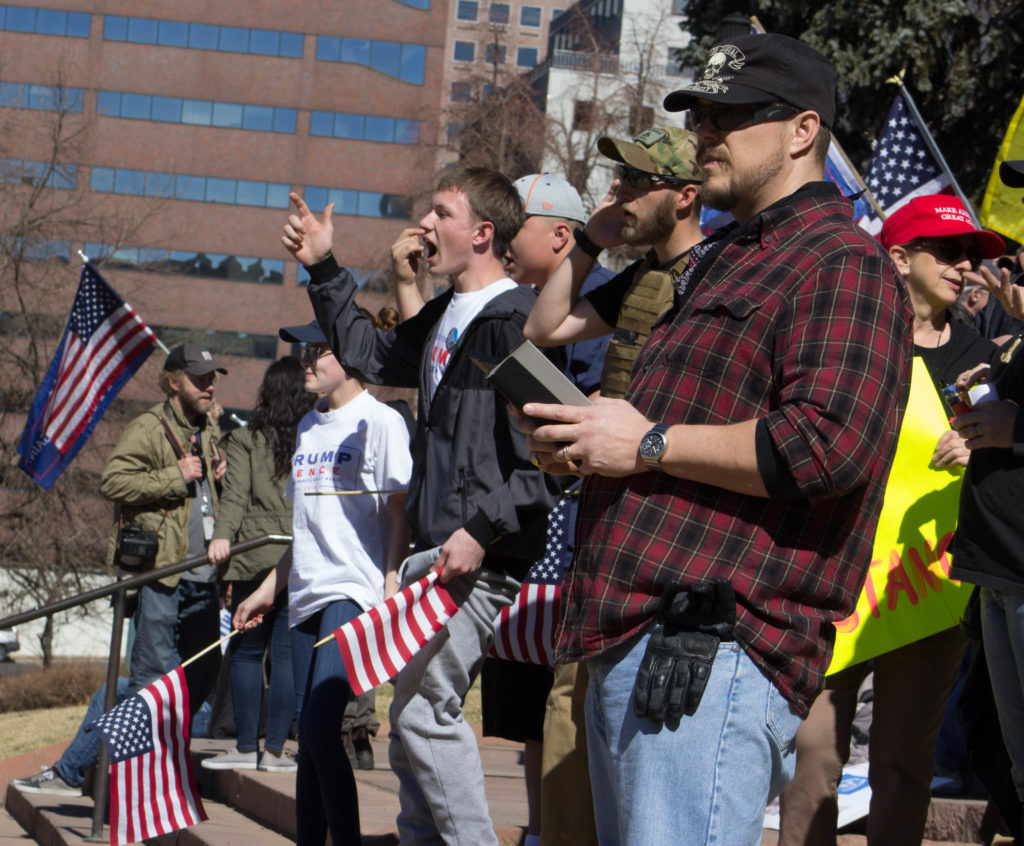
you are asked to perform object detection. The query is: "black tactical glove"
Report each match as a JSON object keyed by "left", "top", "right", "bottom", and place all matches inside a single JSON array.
[{"left": 633, "top": 579, "right": 735, "bottom": 724}]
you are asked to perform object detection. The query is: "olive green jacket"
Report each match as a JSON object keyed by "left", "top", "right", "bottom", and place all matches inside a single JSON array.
[
  {"left": 101, "top": 400, "right": 220, "bottom": 587},
  {"left": 211, "top": 426, "right": 292, "bottom": 582}
]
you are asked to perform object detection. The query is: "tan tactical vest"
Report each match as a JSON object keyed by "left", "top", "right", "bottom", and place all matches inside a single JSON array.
[{"left": 600, "top": 250, "right": 691, "bottom": 398}]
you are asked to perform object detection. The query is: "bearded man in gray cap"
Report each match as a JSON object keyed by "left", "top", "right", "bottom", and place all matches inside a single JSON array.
[
  {"left": 16, "top": 344, "right": 228, "bottom": 797},
  {"left": 518, "top": 33, "right": 913, "bottom": 845}
]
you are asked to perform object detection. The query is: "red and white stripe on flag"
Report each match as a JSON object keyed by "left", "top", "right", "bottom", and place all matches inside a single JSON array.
[
  {"left": 489, "top": 583, "right": 561, "bottom": 665},
  {"left": 334, "top": 571, "right": 461, "bottom": 696},
  {"left": 108, "top": 667, "right": 206, "bottom": 846}
]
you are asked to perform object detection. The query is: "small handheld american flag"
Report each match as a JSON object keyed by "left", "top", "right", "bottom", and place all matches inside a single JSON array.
[{"left": 89, "top": 666, "right": 206, "bottom": 846}]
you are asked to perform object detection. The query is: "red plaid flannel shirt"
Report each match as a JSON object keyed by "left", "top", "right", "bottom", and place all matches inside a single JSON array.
[{"left": 556, "top": 184, "right": 913, "bottom": 716}]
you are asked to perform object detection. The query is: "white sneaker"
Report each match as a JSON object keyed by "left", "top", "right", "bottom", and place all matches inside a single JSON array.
[
  {"left": 14, "top": 767, "right": 83, "bottom": 796},
  {"left": 200, "top": 748, "right": 258, "bottom": 770},
  {"left": 258, "top": 750, "right": 298, "bottom": 772}
]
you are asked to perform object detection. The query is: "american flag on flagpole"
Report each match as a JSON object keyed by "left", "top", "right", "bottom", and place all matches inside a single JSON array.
[
  {"left": 89, "top": 666, "right": 206, "bottom": 846},
  {"left": 17, "top": 262, "right": 157, "bottom": 489},
  {"left": 489, "top": 492, "right": 574, "bottom": 665},
  {"left": 856, "top": 92, "right": 953, "bottom": 234},
  {"left": 334, "top": 571, "right": 462, "bottom": 696}
]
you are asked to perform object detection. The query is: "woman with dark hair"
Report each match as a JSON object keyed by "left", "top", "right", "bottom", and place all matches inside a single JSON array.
[{"left": 203, "top": 356, "right": 315, "bottom": 771}]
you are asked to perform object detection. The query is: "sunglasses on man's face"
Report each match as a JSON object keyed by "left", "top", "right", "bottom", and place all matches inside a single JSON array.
[
  {"left": 300, "top": 344, "right": 331, "bottom": 364},
  {"left": 687, "top": 102, "right": 801, "bottom": 132},
  {"left": 909, "top": 238, "right": 981, "bottom": 271},
  {"left": 615, "top": 164, "right": 692, "bottom": 192}
]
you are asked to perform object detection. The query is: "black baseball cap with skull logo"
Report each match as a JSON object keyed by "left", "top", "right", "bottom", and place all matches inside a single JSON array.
[{"left": 664, "top": 33, "right": 837, "bottom": 129}]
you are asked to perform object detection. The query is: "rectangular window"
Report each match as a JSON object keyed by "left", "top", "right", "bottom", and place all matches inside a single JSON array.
[
  {"left": 235, "top": 180, "right": 267, "bottom": 206},
  {"left": 175, "top": 174, "right": 206, "bottom": 201},
  {"left": 212, "top": 101, "right": 244, "bottom": 128},
  {"left": 456, "top": 1, "right": 478, "bottom": 21},
  {"left": 516, "top": 46, "right": 538, "bottom": 68},
  {"left": 489, "top": 3, "right": 510, "bottom": 24},
  {"left": 120, "top": 93, "right": 151, "bottom": 119},
  {"left": 6, "top": 7, "right": 36, "bottom": 33},
  {"left": 265, "top": 183, "right": 291, "bottom": 208},
  {"left": 309, "top": 111, "right": 333, "bottom": 136},
  {"left": 450, "top": 81, "right": 471, "bottom": 103},
  {"left": 335, "top": 113, "right": 364, "bottom": 139},
  {"left": 364, "top": 116, "right": 395, "bottom": 143},
  {"left": 272, "top": 107, "right": 297, "bottom": 133},
  {"left": 205, "top": 177, "right": 236, "bottom": 204},
  {"left": 242, "top": 104, "right": 273, "bottom": 132},
  {"left": 34, "top": 10, "right": 66, "bottom": 36},
  {"left": 67, "top": 12, "right": 90, "bottom": 37},
  {"left": 316, "top": 35, "right": 341, "bottom": 61},
  {"left": 520, "top": 6, "right": 542, "bottom": 26},
  {"left": 370, "top": 40, "right": 402, "bottom": 77},
  {"left": 181, "top": 99, "right": 213, "bottom": 125},
  {"left": 157, "top": 20, "right": 189, "bottom": 46},
  {"left": 400, "top": 43, "right": 425, "bottom": 84},
  {"left": 250, "top": 29, "right": 280, "bottom": 56},
  {"left": 279, "top": 32, "right": 303, "bottom": 57},
  {"left": 484, "top": 43, "right": 507, "bottom": 65},
  {"left": 151, "top": 96, "right": 183, "bottom": 122},
  {"left": 453, "top": 40, "right": 475, "bottom": 62},
  {"left": 103, "top": 16, "right": 128, "bottom": 40},
  {"left": 218, "top": 26, "right": 249, "bottom": 53},
  {"left": 91, "top": 167, "right": 115, "bottom": 192},
  {"left": 573, "top": 99, "right": 595, "bottom": 131},
  {"left": 127, "top": 17, "right": 158, "bottom": 44},
  {"left": 188, "top": 23, "right": 218, "bottom": 50}
]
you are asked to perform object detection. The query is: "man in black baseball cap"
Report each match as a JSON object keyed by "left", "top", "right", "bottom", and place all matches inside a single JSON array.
[{"left": 517, "top": 30, "right": 912, "bottom": 846}]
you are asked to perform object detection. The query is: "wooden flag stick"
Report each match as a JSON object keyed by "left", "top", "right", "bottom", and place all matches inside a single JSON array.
[
  {"left": 181, "top": 629, "right": 239, "bottom": 668},
  {"left": 304, "top": 489, "right": 402, "bottom": 496}
]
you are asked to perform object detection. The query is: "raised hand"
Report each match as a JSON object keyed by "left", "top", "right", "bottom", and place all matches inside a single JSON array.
[{"left": 281, "top": 192, "right": 335, "bottom": 266}]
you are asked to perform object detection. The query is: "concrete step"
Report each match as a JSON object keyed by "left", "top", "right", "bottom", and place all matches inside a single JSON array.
[{"left": 4, "top": 730, "right": 1013, "bottom": 846}]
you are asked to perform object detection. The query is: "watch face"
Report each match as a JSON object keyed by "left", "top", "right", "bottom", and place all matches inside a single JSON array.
[{"left": 640, "top": 431, "right": 666, "bottom": 458}]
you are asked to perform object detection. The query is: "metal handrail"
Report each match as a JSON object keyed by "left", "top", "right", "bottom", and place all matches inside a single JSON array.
[
  {"left": 0, "top": 534, "right": 291, "bottom": 842},
  {"left": 0, "top": 534, "right": 291, "bottom": 629}
]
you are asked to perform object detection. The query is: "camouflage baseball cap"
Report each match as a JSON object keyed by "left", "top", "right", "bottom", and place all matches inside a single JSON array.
[{"left": 597, "top": 126, "right": 703, "bottom": 182}]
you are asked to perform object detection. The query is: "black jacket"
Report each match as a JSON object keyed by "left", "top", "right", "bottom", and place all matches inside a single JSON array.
[{"left": 307, "top": 257, "right": 563, "bottom": 578}]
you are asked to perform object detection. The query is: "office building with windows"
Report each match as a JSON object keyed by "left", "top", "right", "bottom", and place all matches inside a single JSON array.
[
  {"left": 445, "top": 0, "right": 567, "bottom": 114},
  {"left": 529, "top": 0, "right": 694, "bottom": 204},
  {"left": 0, "top": 0, "right": 445, "bottom": 413}
]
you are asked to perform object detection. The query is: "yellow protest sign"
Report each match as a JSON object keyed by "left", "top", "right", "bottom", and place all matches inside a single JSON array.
[
  {"left": 828, "top": 357, "right": 971, "bottom": 673},
  {"left": 980, "top": 93, "right": 1024, "bottom": 246}
]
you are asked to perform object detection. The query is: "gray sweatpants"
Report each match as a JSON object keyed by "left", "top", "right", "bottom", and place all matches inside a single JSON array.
[{"left": 389, "top": 558, "right": 520, "bottom": 845}]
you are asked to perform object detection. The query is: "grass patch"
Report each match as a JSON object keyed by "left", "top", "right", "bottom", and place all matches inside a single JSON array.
[{"left": 0, "top": 705, "right": 82, "bottom": 759}]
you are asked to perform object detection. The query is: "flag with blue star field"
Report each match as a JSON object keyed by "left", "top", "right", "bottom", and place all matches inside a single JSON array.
[
  {"left": 857, "top": 92, "right": 953, "bottom": 234},
  {"left": 89, "top": 666, "right": 206, "bottom": 846},
  {"left": 490, "top": 488, "right": 577, "bottom": 664},
  {"left": 17, "top": 262, "right": 157, "bottom": 489}
]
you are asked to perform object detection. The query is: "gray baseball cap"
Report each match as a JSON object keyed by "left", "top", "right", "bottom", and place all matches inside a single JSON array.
[
  {"left": 278, "top": 320, "right": 327, "bottom": 344},
  {"left": 513, "top": 173, "right": 586, "bottom": 223},
  {"left": 163, "top": 343, "right": 227, "bottom": 375}
]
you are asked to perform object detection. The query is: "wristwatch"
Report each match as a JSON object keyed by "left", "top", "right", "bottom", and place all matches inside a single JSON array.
[
  {"left": 639, "top": 423, "right": 670, "bottom": 469},
  {"left": 573, "top": 227, "right": 603, "bottom": 258}
]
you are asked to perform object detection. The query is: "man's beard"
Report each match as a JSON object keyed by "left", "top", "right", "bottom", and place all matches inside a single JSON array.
[
  {"left": 699, "top": 146, "right": 784, "bottom": 213},
  {"left": 620, "top": 192, "right": 677, "bottom": 246},
  {"left": 180, "top": 391, "right": 212, "bottom": 419}
]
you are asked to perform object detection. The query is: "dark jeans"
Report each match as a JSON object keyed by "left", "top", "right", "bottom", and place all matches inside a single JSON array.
[
  {"left": 128, "top": 578, "right": 220, "bottom": 715},
  {"left": 54, "top": 678, "right": 130, "bottom": 787},
  {"left": 291, "top": 599, "right": 361, "bottom": 846},
  {"left": 227, "top": 579, "right": 296, "bottom": 753}
]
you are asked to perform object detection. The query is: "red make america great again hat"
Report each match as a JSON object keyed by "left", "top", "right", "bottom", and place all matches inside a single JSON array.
[{"left": 879, "top": 195, "right": 1005, "bottom": 259}]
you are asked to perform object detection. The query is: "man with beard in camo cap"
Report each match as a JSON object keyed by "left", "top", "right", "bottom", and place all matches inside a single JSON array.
[{"left": 524, "top": 125, "right": 704, "bottom": 398}]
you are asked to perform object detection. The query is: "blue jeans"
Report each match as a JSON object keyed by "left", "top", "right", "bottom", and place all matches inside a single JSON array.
[
  {"left": 291, "top": 599, "right": 362, "bottom": 846},
  {"left": 980, "top": 586, "right": 1024, "bottom": 801},
  {"left": 227, "top": 580, "right": 295, "bottom": 753},
  {"left": 128, "top": 579, "right": 221, "bottom": 715},
  {"left": 585, "top": 632, "right": 802, "bottom": 846},
  {"left": 54, "top": 678, "right": 130, "bottom": 787}
]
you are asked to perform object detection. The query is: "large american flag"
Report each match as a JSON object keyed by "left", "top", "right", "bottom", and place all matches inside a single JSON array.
[
  {"left": 857, "top": 92, "right": 953, "bottom": 234},
  {"left": 17, "top": 263, "right": 157, "bottom": 489},
  {"left": 89, "top": 666, "right": 206, "bottom": 846},
  {"left": 489, "top": 492, "right": 574, "bottom": 665},
  {"left": 334, "top": 571, "right": 462, "bottom": 696}
]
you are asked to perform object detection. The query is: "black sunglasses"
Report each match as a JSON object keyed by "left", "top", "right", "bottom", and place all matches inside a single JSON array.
[
  {"left": 299, "top": 343, "right": 331, "bottom": 364},
  {"left": 616, "top": 164, "right": 693, "bottom": 191},
  {"left": 687, "top": 102, "right": 801, "bottom": 132},
  {"left": 908, "top": 238, "right": 981, "bottom": 271}
]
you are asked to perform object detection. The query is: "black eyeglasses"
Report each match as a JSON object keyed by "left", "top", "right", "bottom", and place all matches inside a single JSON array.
[
  {"left": 616, "top": 164, "right": 693, "bottom": 191},
  {"left": 300, "top": 344, "right": 331, "bottom": 364},
  {"left": 909, "top": 238, "right": 981, "bottom": 271},
  {"left": 687, "top": 102, "right": 801, "bottom": 132}
]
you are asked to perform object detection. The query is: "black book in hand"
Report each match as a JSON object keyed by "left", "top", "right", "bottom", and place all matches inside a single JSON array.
[{"left": 470, "top": 340, "right": 592, "bottom": 417}]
